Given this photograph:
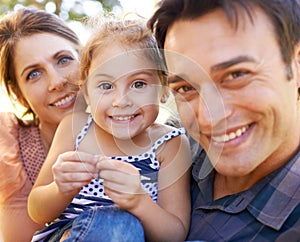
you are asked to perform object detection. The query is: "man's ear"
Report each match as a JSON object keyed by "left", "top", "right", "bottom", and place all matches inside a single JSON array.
[
  {"left": 293, "top": 43, "right": 300, "bottom": 101},
  {"left": 294, "top": 42, "right": 300, "bottom": 89}
]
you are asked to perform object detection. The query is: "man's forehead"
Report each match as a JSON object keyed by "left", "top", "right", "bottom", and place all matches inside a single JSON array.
[{"left": 164, "top": 49, "right": 211, "bottom": 86}]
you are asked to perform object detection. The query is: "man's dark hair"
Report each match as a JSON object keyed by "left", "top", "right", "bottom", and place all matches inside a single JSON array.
[{"left": 148, "top": 0, "right": 300, "bottom": 75}]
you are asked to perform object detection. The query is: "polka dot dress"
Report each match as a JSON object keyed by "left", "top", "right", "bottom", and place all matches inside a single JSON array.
[{"left": 76, "top": 114, "right": 185, "bottom": 204}]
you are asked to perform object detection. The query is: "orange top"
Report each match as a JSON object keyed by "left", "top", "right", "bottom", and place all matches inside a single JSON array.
[{"left": 0, "top": 112, "right": 45, "bottom": 242}]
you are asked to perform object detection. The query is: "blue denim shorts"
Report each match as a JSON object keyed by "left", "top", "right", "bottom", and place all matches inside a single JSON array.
[{"left": 61, "top": 206, "right": 144, "bottom": 242}]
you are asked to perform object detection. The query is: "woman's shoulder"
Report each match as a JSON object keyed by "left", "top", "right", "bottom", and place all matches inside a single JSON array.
[
  {"left": 0, "top": 112, "right": 19, "bottom": 137},
  {"left": 0, "top": 112, "right": 18, "bottom": 127},
  {"left": 0, "top": 112, "right": 37, "bottom": 129},
  {"left": 0, "top": 112, "right": 30, "bottom": 203}
]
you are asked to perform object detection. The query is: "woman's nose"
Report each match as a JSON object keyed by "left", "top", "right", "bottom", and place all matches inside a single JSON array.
[{"left": 47, "top": 67, "right": 67, "bottom": 91}]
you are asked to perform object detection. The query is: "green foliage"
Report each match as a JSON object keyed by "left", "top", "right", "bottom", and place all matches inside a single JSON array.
[{"left": 0, "top": 0, "right": 121, "bottom": 20}]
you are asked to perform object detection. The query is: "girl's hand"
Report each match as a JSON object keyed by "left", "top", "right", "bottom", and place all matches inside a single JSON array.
[
  {"left": 52, "top": 151, "right": 98, "bottom": 195},
  {"left": 96, "top": 158, "right": 146, "bottom": 210}
]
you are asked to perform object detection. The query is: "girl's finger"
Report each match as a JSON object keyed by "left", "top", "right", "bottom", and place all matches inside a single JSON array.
[
  {"left": 58, "top": 151, "right": 98, "bottom": 165},
  {"left": 53, "top": 160, "right": 97, "bottom": 173}
]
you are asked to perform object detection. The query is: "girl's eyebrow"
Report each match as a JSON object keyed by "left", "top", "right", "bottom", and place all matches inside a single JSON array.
[
  {"left": 92, "top": 73, "right": 114, "bottom": 79},
  {"left": 92, "top": 70, "right": 157, "bottom": 81},
  {"left": 128, "top": 70, "right": 156, "bottom": 77}
]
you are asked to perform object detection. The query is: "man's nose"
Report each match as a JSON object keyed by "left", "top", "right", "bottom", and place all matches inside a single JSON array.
[{"left": 197, "top": 84, "right": 229, "bottom": 133}]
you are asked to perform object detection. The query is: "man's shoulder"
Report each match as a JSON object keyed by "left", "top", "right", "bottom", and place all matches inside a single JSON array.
[{"left": 248, "top": 150, "right": 300, "bottom": 230}]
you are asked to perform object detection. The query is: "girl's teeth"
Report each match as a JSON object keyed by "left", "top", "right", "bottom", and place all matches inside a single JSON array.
[
  {"left": 212, "top": 126, "right": 248, "bottom": 143},
  {"left": 112, "top": 115, "right": 134, "bottom": 121}
]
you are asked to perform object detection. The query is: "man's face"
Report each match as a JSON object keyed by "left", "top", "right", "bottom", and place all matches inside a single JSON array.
[{"left": 165, "top": 8, "right": 300, "bottom": 177}]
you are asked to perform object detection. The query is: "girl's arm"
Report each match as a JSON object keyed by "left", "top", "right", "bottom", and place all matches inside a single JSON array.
[
  {"left": 28, "top": 113, "right": 98, "bottom": 224},
  {"left": 98, "top": 132, "right": 192, "bottom": 242}
]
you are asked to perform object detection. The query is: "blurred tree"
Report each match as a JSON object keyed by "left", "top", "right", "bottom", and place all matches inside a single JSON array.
[{"left": 0, "top": 0, "right": 121, "bottom": 20}]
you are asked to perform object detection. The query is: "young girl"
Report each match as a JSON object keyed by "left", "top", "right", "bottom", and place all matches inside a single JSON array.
[{"left": 28, "top": 18, "right": 191, "bottom": 242}]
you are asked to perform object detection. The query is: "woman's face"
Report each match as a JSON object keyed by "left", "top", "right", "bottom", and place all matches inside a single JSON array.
[{"left": 14, "top": 33, "right": 80, "bottom": 127}]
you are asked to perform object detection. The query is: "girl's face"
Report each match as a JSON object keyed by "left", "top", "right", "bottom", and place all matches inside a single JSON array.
[
  {"left": 14, "top": 33, "right": 80, "bottom": 128},
  {"left": 85, "top": 44, "right": 164, "bottom": 140}
]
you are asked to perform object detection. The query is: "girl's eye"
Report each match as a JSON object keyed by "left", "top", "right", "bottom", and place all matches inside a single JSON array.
[
  {"left": 99, "top": 82, "right": 113, "bottom": 90},
  {"left": 27, "top": 70, "right": 41, "bottom": 81},
  {"left": 132, "top": 80, "right": 147, "bottom": 89},
  {"left": 58, "top": 56, "right": 73, "bottom": 65}
]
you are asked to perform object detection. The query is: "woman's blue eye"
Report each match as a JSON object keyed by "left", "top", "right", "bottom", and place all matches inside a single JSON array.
[
  {"left": 27, "top": 70, "right": 41, "bottom": 81},
  {"left": 99, "top": 82, "right": 113, "bottom": 90},
  {"left": 58, "top": 56, "right": 73, "bottom": 65}
]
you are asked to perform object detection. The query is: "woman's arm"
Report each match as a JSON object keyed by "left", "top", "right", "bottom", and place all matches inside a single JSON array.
[{"left": 0, "top": 113, "right": 44, "bottom": 242}]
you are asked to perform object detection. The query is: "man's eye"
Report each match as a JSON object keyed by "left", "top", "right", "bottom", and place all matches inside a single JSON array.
[
  {"left": 174, "top": 85, "right": 195, "bottom": 94},
  {"left": 227, "top": 70, "right": 248, "bottom": 80},
  {"left": 27, "top": 70, "right": 41, "bottom": 81},
  {"left": 132, "top": 81, "right": 147, "bottom": 89},
  {"left": 99, "top": 82, "right": 113, "bottom": 90}
]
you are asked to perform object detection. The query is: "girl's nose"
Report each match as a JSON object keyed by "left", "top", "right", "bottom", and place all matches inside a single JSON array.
[{"left": 112, "top": 89, "right": 133, "bottom": 108}]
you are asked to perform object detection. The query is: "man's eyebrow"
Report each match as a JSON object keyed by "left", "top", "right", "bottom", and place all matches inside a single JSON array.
[
  {"left": 168, "top": 74, "right": 185, "bottom": 84},
  {"left": 211, "top": 55, "right": 256, "bottom": 72}
]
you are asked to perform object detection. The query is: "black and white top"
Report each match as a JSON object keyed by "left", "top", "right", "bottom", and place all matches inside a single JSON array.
[{"left": 32, "top": 114, "right": 185, "bottom": 241}]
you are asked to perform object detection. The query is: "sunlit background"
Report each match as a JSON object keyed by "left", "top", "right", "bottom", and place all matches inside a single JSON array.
[{"left": 0, "top": 0, "right": 160, "bottom": 113}]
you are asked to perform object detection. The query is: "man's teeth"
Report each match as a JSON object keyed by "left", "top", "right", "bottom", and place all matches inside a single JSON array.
[
  {"left": 53, "top": 95, "right": 75, "bottom": 107},
  {"left": 112, "top": 115, "right": 134, "bottom": 121},
  {"left": 212, "top": 126, "right": 248, "bottom": 143}
]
